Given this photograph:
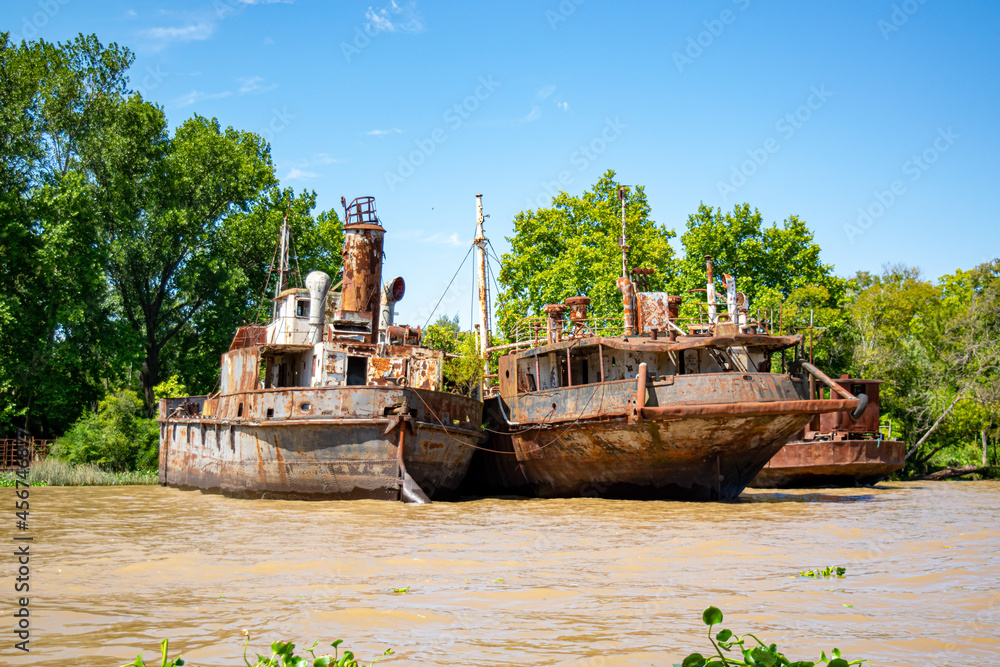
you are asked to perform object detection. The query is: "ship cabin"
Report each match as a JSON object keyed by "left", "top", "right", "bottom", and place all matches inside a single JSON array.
[
  {"left": 218, "top": 195, "right": 445, "bottom": 396},
  {"left": 494, "top": 274, "right": 804, "bottom": 424}
]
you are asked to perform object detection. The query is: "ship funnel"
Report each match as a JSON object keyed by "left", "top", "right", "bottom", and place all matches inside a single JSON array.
[
  {"left": 305, "top": 270, "right": 332, "bottom": 344},
  {"left": 340, "top": 196, "right": 386, "bottom": 344}
]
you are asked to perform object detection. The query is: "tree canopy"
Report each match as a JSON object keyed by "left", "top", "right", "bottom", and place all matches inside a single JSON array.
[
  {"left": 497, "top": 170, "right": 677, "bottom": 337},
  {"left": 0, "top": 32, "right": 342, "bottom": 434}
]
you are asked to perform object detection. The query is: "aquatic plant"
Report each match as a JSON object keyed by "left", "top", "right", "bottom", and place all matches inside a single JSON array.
[
  {"left": 387, "top": 586, "right": 410, "bottom": 595},
  {"left": 799, "top": 567, "right": 846, "bottom": 578},
  {"left": 678, "top": 606, "right": 872, "bottom": 667},
  {"left": 120, "top": 634, "right": 393, "bottom": 667}
]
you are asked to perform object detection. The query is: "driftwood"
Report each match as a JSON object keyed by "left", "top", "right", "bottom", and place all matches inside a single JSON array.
[{"left": 916, "top": 465, "right": 996, "bottom": 481}]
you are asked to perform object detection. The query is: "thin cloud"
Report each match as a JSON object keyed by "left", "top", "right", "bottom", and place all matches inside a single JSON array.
[
  {"left": 367, "top": 128, "right": 403, "bottom": 137},
  {"left": 141, "top": 20, "right": 215, "bottom": 45},
  {"left": 238, "top": 76, "right": 278, "bottom": 95},
  {"left": 284, "top": 167, "right": 317, "bottom": 180},
  {"left": 557, "top": 101, "right": 569, "bottom": 111},
  {"left": 171, "top": 89, "right": 232, "bottom": 108},
  {"left": 311, "top": 153, "right": 344, "bottom": 165},
  {"left": 365, "top": 1, "right": 425, "bottom": 34},
  {"left": 537, "top": 84, "right": 556, "bottom": 100},
  {"left": 519, "top": 104, "right": 542, "bottom": 123}
]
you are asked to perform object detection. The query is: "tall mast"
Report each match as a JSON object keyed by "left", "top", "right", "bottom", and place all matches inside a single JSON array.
[
  {"left": 273, "top": 211, "right": 290, "bottom": 319},
  {"left": 475, "top": 194, "right": 489, "bottom": 398},
  {"left": 618, "top": 185, "right": 628, "bottom": 277}
]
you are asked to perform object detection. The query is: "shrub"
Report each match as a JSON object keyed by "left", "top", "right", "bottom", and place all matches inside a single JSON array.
[{"left": 51, "top": 389, "right": 159, "bottom": 471}]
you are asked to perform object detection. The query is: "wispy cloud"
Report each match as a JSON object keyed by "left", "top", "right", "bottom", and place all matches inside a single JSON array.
[
  {"left": 365, "top": 1, "right": 425, "bottom": 34},
  {"left": 519, "top": 104, "right": 542, "bottom": 123},
  {"left": 171, "top": 89, "right": 232, "bottom": 108},
  {"left": 238, "top": 76, "right": 278, "bottom": 95},
  {"left": 537, "top": 84, "right": 556, "bottom": 100},
  {"left": 367, "top": 128, "right": 403, "bottom": 137},
  {"left": 284, "top": 167, "right": 317, "bottom": 180},
  {"left": 311, "top": 153, "right": 343, "bottom": 165},
  {"left": 141, "top": 20, "right": 215, "bottom": 46},
  {"left": 557, "top": 101, "right": 569, "bottom": 111}
]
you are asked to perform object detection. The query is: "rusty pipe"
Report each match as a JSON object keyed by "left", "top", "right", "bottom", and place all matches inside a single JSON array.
[
  {"left": 800, "top": 361, "right": 869, "bottom": 420},
  {"left": 617, "top": 276, "right": 635, "bottom": 336},
  {"left": 640, "top": 398, "right": 860, "bottom": 420},
  {"left": 634, "top": 362, "right": 647, "bottom": 422}
]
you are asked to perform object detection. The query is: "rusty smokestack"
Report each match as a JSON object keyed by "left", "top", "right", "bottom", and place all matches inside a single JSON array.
[
  {"left": 542, "top": 304, "right": 567, "bottom": 343},
  {"left": 341, "top": 196, "right": 385, "bottom": 344}
]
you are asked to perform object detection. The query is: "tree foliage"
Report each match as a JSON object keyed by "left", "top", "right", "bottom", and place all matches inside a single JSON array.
[
  {"left": 497, "top": 170, "right": 676, "bottom": 338},
  {"left": 0, "top": 32, "right": 342, "bottom": 436}
]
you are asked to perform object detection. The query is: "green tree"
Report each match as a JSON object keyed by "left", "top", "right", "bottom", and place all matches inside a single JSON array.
[
  {"left": 0, "top": 33, "right": 135, "bottom": 435},
  {"left": 497, "top": 170, "right": 676, "bottom": 338},
  {"left": 422, "top": 315, "right": 483, "bottom": 398},
  {"left": 677, "top": 203, "right": 848, "bottom": 370}
]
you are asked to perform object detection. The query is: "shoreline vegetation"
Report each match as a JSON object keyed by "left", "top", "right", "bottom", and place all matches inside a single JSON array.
[{"left": 0, "top": 457, "right": 156, "bottom": 487}]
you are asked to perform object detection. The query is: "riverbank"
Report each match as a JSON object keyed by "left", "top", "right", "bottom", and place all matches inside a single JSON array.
[{"left": 0, "top": 457, "right": 157, "bottom": 487}]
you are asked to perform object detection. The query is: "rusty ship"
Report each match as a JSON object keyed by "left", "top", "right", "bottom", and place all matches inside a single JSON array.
[
  {"left": 749, "top": 377, "right": 905, "bottom": 488},
  {"left": 463, "top": 192, "right": 869, "bottom": 500},
  {"left": 158, "top": 196, "right": 482, "bottom": 502}
]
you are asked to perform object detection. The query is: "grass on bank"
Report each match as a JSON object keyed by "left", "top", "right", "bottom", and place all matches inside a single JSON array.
[{"left": 0, "top": 457, "right": 157, "bottom": 487}]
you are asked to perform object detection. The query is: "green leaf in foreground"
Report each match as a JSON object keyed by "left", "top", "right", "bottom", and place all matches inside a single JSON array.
[{"left": 680, "top": 606, "right": 873, "bottom": 666}]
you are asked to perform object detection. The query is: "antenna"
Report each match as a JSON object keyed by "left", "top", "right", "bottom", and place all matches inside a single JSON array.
[{"left": 618, "top": 185, "right": 628, "bottom": 278}]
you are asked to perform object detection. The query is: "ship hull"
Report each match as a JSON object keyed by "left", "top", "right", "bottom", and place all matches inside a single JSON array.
[
  {"left": 748, "top": 438, "right": 906, "bottom": 488},
  {"left": 158, "top": 386, "right": 481, "bottom": 501},
  {"left": 479, "top": 408, "right": 810, "bottom": 500},
  {"left": 467, "top": 373, "right": 854, "bottom": 501}
]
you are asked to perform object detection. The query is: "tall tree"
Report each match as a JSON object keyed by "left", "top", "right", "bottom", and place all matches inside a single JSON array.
[
  {"left": 497, "top": 170, "right": 677, "bottom": 338},
  {"left": 678, "top": 203, "right": 848, "bottom": 370},
  {"left": 0, "top": 33, "right": 134, "bottom": 435},
  {"left": 87, "top": 102, "right": 279, "bottom": 407}
]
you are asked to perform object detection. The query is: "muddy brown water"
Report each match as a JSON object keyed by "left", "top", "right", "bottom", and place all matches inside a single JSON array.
[{"left": 4, "top": 482, "right": 999, "bottom": 666}]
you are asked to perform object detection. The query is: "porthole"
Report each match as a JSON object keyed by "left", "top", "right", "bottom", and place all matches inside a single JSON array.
[{"left": 300, "top": 403, "right": 312, "bottom": 411}]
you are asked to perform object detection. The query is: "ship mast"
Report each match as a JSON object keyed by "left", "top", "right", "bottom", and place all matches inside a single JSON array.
[
  {"left": 273, "top": 211, "right": 291, "bottom": 319},
  {"left": 474, "top": 194, "right": 489, "bottom": 400},
  {"left": 618, "top": 185, "right": 628, "bottom": 277}
]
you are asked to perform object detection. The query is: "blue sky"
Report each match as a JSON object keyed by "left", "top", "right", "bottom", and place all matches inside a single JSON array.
[{"left": 4, "top": 0, "right": 998, "bottom": 328}]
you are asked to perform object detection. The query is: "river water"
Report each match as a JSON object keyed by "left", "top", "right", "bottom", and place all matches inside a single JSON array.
[{"left": 6, "top": 482, "right": 1000, "bottom": 666}]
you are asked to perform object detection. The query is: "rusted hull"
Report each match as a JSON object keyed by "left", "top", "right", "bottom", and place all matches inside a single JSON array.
[
  {"left": 158, "top": 387, "right": 481, "bottom": 501},
  {"left": 749, "top": 439, "right": 906, "bottom": 488},
  {"left": 468, "top": 372, "right": 853, "bottom": 500},
  {"left": 479, "top": 409, "right": 811, "bottom": 500}
]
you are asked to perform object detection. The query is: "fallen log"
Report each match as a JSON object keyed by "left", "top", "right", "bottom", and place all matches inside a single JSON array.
[{"left": 916, "top": 465, "right": 997, "bottom": 481}]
